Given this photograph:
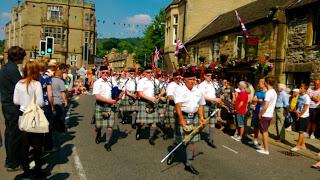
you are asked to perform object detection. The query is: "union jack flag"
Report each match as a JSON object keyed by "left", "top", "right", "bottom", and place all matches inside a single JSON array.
[
  {"left": 174, "top": 40, "right": 184, "bottom": 58},
  {"left": 235, "top": 10, "right": 249, "bottom": 38}
]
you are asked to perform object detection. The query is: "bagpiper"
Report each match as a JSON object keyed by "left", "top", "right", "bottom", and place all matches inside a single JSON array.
[
  {"left": 198, "top": 68, "right": 220, "bottom": 148},
  {"left": 136, "top": 66, "right": 160, "bottom": 145},
  {"left": 93, "top": 66, "right": 118, "bottom": 151},
  {"left": 167, "top": 70, "right": 206, "bottom": 175},
  {"left": 120, "top": 68, "right": 139, "bottom": 129},
  {"left": 163, "top": 72, "right": 182, "bottom": 139}
]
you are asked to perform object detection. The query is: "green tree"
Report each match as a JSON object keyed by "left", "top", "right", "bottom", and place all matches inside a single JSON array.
[
  {"left": 0, "top": 40, "right": 4, "bottom": 54},
  {"left": 134, "top": 10, "right": 165, "bottom": 66},
  {"left": 117, "top": 40, "right": 134, "bottom": 53}
]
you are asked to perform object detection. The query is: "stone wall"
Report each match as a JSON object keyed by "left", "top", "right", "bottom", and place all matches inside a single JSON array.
[
  {"left": 286, "top": 15, "right": 320, "bottom": 80},
  {"left": 287, "top": 16, "right": 320, "bottom": 63}
]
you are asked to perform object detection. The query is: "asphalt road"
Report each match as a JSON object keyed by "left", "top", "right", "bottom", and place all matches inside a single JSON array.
[{"left": 0, "top": 95, "right": 319, "bottom": 180}]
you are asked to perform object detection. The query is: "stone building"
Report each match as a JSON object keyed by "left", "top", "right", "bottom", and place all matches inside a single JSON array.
[
  {"left": 106, "top": 49, "right": 139, "bottom": 72},
  {"left": 4, "top": 0, "right": 96, "bottom": 66},
  {"left": 164, "top": 0, "right": 255, "bottom": 72},
  {"left": 285, "top": 0, "right": 320, "bottom": 87},
  {"left": 179, "top": 0, "right": 320, "bottom": 87}
]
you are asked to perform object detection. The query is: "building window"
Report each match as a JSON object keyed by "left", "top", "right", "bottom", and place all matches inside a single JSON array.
[
  {"left": 44, "top": 27, "right": 65, "bottom": 45},
  {"left": 173, "top": 15, "right": 178, "bottom": 45},
  {"left": 235, "top": 36, "right": 245, "bottom": 59},
  {"left": 166, "top": 17, "right": 171, "bottom": 43},
  {"left": 47, "top": 6, "right": 63, "bottom": 21},
  {"left": 85, "top": 13, "right": 90, "bottom": 25},
  {"left": 212, "top": 39, "right": 220, "bottom": 60},
  {"left": 84, "top": 32, "right": 89, "bottom": 43},
  {"left": 313, "top": 8, "right": 320, "bottom": 45}
]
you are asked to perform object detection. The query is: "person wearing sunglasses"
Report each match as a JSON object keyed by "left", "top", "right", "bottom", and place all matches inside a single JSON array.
[
  {"left": 166, "top": 70, "right": 206, "bottom": 175},
  {"left": 92, "top": 66, "right": 117, "bottom": 152},
  {"left": 136, "top": 66, "right": 160, "bottom": 145},
  {"left": 120, "top": 68, "right": 139, "bottom": 129}
]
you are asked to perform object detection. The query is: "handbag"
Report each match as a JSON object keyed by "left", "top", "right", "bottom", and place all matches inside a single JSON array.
[{"left": 18, "top": 91, "right": 49, "bottom": 133}]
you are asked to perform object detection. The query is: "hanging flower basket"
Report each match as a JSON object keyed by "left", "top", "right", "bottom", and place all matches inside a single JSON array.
[{"left": 252, "top": 57, "right": 274, "bottom": 75}]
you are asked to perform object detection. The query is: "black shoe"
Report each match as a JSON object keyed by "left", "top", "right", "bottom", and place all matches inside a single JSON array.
[
  {"left": 207, "top": 140, "right": 217, "bottom": 148},
  {"left": 167, "top": 153, "right": 174, "bottom": 165},
  {"left": 184, "top": 165, "right": 199, "bottom": 175},
  {"left": 163, "top": 134, "right": 168, "bottom": 140},
  {"left": 6, "top": 166, "right": 22, "bottom": 172},
  {"left": 34, "top": 168, "right": 51, "bottom": 178},
  {"left": 149, "top": 138, "right": 155, "bottom": 145},
  {"left": 104, "top": 143, "right": 112, "bottom": 151},
  {"left": 95, "top": 133, "right": 101, "bottom": 144},
  {"left": 136, "top": 128, "right": 141, "bottom": 140}
]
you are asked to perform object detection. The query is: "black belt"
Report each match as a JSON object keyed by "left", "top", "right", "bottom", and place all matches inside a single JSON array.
[
  {"left": 182, "top": 112, "right": 197, "bottom": 118},
  {"left": 275, "top": 107, "right": 284, "bottom": 109},
  {"left": 169, "top": 100, "right": 175, "bottom": 106}
]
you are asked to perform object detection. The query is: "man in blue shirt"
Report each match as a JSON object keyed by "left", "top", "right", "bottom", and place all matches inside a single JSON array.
[
  {"left": 275, "top": 83, "right": 289, "bottom": 141},
  {"left": 249, "top": 79, "right": 266, "bottom": 147}
]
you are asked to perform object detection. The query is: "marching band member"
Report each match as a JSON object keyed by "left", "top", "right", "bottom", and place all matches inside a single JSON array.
[
  {"left": 121, "top": 68, "right": 139, "bottom": 129},
  {"left": 93, "top": 66, "right": 117, "bottom": 151},
  {"left": 167, "top": 70, "right": 206, "bottom": 175},
  {"left": 198, "top": 69, "right": 220, "bottom": 148},
  {"left": 136, "top": 66, "right": 160, "bottom": 145},
  {"left": 157, "top": 74, "right": 169, "bottom": 133},
  {"left": 164, "top": 72, "right": 182, "bottom": 139}
]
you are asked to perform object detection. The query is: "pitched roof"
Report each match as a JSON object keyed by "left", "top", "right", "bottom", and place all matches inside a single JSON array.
[
  {"left": 170, "top": 0, "right": 182, "bottom": 5},
  {"left": 186, "top": 0, "right": 295, "bottom": 45},
  {"left": 165, "top": 0, "right": 182, "bottom": 11},
  {"left": 287, "top": 0, "right": 320, "bottom": 9}
]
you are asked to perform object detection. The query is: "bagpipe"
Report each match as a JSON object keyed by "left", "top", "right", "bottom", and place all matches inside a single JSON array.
[{"left": 111, "top": 86, "right": 123, "bottom": 100}]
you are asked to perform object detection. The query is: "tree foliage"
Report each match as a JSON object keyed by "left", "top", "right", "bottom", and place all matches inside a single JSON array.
[
  {"left": 0, "top": 40, "right": 4, "bottom": 54},
  {"left": 96, "top": 38, "right": 141, "bottom": 58},
  {"left": 134, "top": 10, "right": 165, "bottom": 66}
]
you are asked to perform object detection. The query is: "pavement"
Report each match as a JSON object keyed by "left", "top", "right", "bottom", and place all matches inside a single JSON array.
[
  {"left": 0, "top": 95, "right": 319, "bottom": 179},
  {"left": 243, "top": 116, "right": 320, "bottom": 161}
]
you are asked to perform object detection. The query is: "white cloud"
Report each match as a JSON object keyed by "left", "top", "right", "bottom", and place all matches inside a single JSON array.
[
  {"left": 126, "top": 14, "right": 152, "bottom": 25},
  {"left": 1, "top": 12, "right": 11, "bottom": 19}
]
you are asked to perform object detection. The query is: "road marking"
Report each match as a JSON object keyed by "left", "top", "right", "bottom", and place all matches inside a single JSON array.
[
  {"left": 72, "top": 146, "right": 87, "bottom": 180},
  {"left": 65, "top": 103, "right": 74, "bottom": 120},
  {"left": 222, "top": 145, "right": 238, "bottom": 154}
]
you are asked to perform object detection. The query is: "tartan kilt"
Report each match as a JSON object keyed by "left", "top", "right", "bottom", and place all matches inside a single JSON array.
[
  {"left": 137, "top": 100, "right": 159, "bottom": 124},
  {"left": 120, "top": 95, "right": 138, "bottom": 112},
  {"left": 158, "top": 100, "right": 168, "bottom": 122},
  {"left": 165, "top": 104, "right": 176, "bottom": 124},
  {"left": 175, "top": 115, "right": 200, "bottom": 143},
  {"left": 95, "top": 104, "right": 115, "bottom": 128},
  {"left": 205, "top": 102, "right": 217, "bottom": 124}
]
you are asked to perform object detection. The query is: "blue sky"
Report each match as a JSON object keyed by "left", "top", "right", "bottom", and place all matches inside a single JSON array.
[{"left": 0, "top": 0, "right": 171, "bottom": 40}]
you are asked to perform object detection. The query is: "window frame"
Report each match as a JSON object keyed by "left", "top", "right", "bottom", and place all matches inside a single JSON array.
[{"left": 235, "top": 35, "right": 245, "bottom": 59}]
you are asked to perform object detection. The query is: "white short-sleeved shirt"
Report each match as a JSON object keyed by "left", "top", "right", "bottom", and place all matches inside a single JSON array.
[
  {"left": 118, "top": 77, "right": 129, "bottom": 90},
  {"left": 298, "top": 94, "right": 311, "bottom": 118},
  {"left": 124, "top": 77, "right": 137, "bottom": 92},
  {"left": 166, "top": 81, "right": 181, "bottom": 97},
  {"left": 262, "top": 89, "right": 277, "bottom": 118},
  {"left": 92, "top": 78, "right": 112, "bottom": 99},
  {"left": 137, "top": 77, "right": 159, "bottom": 98},
  {"left": 308, "top": 88, "right": 320, "bottom": 109},
  {"left": 198, "top": 80, "right": 216, "bottom": 99},
  {"left": 174, "top": 85, "right": 206, "bottom": 113}
]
